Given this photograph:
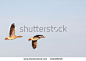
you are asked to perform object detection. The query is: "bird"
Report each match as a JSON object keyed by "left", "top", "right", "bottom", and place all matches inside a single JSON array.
[
  {"left": 28, "top": 35, "right": 45, "bottom": 49},
  {"left": 5, "top": 23, "right": 23, "bottom": 40}
]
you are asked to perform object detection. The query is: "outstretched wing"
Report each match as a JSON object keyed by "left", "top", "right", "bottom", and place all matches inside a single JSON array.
[
  {"left": 9, "top": 23, "right": 15, "bottom": 37},
  {"left": 34, "top": 35, "right": 43, "bottom": 37},
  {"left": 32, "top": 40, "right": 37, "bottom": 49}
]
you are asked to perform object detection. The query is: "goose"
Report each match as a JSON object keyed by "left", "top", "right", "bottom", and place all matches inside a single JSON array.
[
  {"left": 28, "top": 35, "right": 45, "bottom": 49},
  {"left": 5, "top": 23, "right": 22, "bottom": 40}
]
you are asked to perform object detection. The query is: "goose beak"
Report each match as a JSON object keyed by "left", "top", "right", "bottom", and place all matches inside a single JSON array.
[
  {"left": 41, "top": 36, "right": 45, "bottom": 38},
  {"left": 43, "top": 36, "right": 45, "bottom": 38},
  {"left": 18, "top": 36, "right": 23, "bottom": 37}
]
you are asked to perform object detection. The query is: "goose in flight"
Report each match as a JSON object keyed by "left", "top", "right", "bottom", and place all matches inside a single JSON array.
[
  {"left": 28, "top": 35, "right": 45, "bottom": 49},
  {"left": 5, "top": 23, "right": 22, "bottom": 40}
]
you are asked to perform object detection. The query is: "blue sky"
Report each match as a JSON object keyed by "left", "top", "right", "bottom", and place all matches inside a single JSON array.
[{"left": 0, "top": 0, "right": 86, "bottom": 57}]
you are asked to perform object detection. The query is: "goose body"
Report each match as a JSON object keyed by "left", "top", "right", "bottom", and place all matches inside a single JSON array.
[
  {"left": 28, "top": 35, "right": 45, "bottom": 49},
  {"left": 5, "top": 23, "right": 22, "bottom": 40}
]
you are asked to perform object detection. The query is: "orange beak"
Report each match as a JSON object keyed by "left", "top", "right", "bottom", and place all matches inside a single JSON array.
[
  {"left": 40, "top": 36, "right": 45, "bottom": 38},
  {"left": 18, "top": 36, "right": 23, "bottom": 37},
  {"left": 43, "top": 36, "right": 45, "bottom": 38}
]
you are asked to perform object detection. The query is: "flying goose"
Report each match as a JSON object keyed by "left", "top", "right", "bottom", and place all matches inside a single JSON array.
[
  {"left": 5, "top": 23, "right": 22, "bottom": 40},
  {"left": 28, "top": 35, "right": 45, "bottom": 49}
]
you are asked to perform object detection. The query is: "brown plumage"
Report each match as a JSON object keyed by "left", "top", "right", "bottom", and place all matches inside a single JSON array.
[
  {"left": 28, "top": 35, "right": 45, "bottom": 49},
  {"left": 5, "top": 23, "right": 23, "bottom": 40},
  {"left": 9, "top": 23, "right": 15, "bottom": 37},
  {"left": 32, "top": 40, "right": 37, "bottom": 49}
]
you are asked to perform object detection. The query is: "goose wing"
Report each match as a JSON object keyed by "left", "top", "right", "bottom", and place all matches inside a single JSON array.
[
  {"left": 32, "top": 40, "right": 37, "bottom": 49},
  {"left": 34, "top": 35, "right": 43, "bottom": 37},
  {"left": 9, "top": 23, "right": 15, "bottom": 37}
]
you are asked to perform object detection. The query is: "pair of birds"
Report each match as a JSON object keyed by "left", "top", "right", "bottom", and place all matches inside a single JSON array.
[{"left": 5, "top": 23, "right": 45, "bottom": 49}]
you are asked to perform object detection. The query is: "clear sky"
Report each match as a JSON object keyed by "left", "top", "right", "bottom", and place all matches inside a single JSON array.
[{"left": 0, "top": 0, "right": 86, "bottom": 57}]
